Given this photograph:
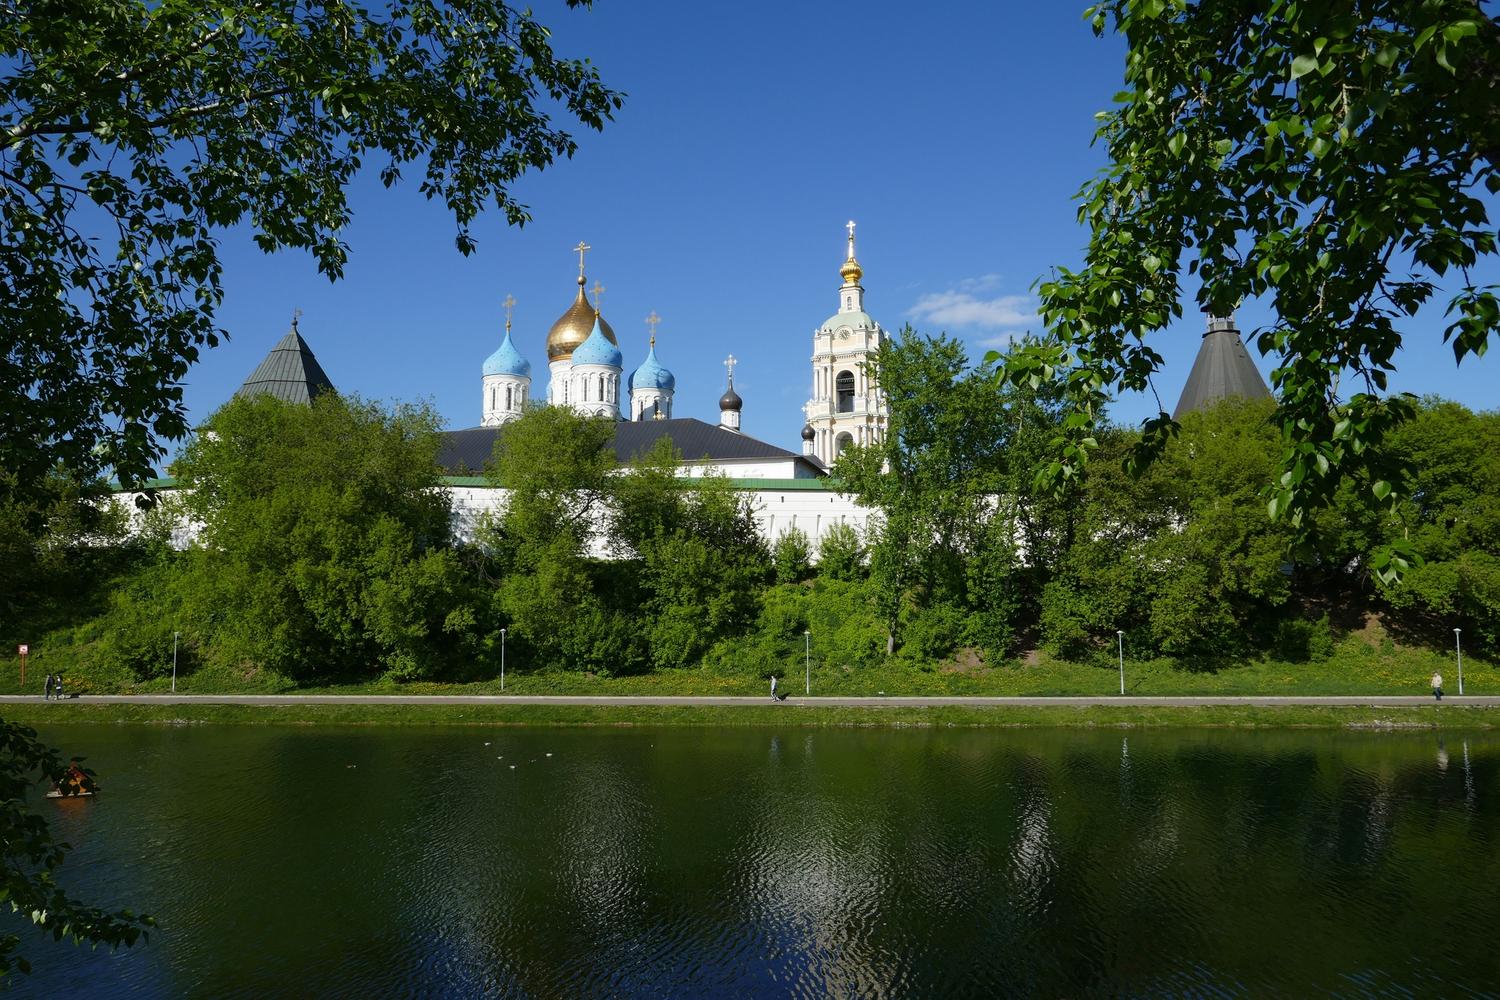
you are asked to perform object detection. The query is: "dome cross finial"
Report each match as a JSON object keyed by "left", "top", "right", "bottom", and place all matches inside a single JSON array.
[
  {"left": 590, "top": 280, "right": 606, "bottom": 312},
  {"left": 646, "top": 310, "right": 661, "bottom": 348},
  {"left": 724, "top": 353, "right": 738, "bottom": 386},
  {"left": 846, "top": 219, "right": 856, "bottom": 256},
  {"left": 573, "top": 241, "right": 591, "bottom": 281},
  {"left": 291, "top": 307, "right": 302, "bottom": 332},
  {"left": 503, "top": 293, "right": 516, "bottom": 333}
]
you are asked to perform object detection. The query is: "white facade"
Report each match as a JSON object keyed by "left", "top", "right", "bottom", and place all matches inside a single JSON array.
[
  {"left": 567, "top": 363, "right": 622, "bottom": 420},
  {"left": 631, "top": 385, "right": 671, "bottom": 421},
  {"left": 481, "top": 373, "right": 528, "bottom": 426},
  {"left": 804, "top": 223, "right": 888, "bottom": 466}
]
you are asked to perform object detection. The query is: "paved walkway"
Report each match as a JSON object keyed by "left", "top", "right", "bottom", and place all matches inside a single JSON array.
[{"left": 3, "top": 694, "right": 1497, "bottom": 707}]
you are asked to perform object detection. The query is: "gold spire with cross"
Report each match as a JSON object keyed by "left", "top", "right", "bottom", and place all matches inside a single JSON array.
[
  {"left": 840, "top": 219, "right": 863, "bottom": 286},
  {"left": 546, "top": 241, "right": 617, "bottom": 361},
  {"left": 590, "top": 280, "right": 606, "bottom": 312},
  {"left": 503, "top": 294, "right": 516, "bottom": 334},
  {"left": 646, "top": 310, "right": 661, "bottom": 348}
]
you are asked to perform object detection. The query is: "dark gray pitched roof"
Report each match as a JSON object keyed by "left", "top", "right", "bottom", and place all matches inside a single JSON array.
[
  {"left": 236, "top": 328, "right": 336, "bottom": 404},
  {"left": 437, "top": 418, "right": 821, "bottom": 477},
  {"left": 1172, "top": 315, "right": 1272, "bottom": 419}
]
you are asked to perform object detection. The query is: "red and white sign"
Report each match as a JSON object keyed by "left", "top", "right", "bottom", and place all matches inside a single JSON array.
[{"left": 17, "top": 645, "right": 27, "bottom": 656}]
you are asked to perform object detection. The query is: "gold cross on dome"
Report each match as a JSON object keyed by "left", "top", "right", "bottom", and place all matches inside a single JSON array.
[
  {"left": 573, "top": 241, "right": 591, "bottom": 277},
  {"left": 503, "top": 294, "right": 516, "bottom": 331},
  {"left": 590, "top": 280, "right": 606, "bottom": 309},
  {"left": 846, "top": 220, "right": 856, "bottom": 240},
  {"left": 724, "top": 353, "right": 738, "bottom": 385},
  {"left": 646, "top": 310, "right": 661, "bottom": 346}
]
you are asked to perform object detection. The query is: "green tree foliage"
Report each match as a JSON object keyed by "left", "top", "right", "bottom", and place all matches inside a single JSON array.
[
  {"left": 997, "top": 1, "right": 1499, "bottom": 578},
  {"left": 815, "top": 522, "right": 866, "bottom": 582},
  {"left": 1042, "top": 399, "right": 1304, "bottom": 658},
  {"left": 771, "top": 527, "right": 812, "bottom": 585},
  {"left": 836, "top": 328, "right": 1021, "bottom": 655},
  {"left": 0, "top": 720, "right": 153, "bottom": 976},
  {"left": 170, "top": 392, "right": 486, "bottom": 680},
  {"left": 486, "top": 406, "right": 635, "bottom": 672},
  {"left": 1, "top": 0, "right": 621, "bottom": 496},
  {"left": 1376, "top": 400, "right": 1500, "bottom": 648}
]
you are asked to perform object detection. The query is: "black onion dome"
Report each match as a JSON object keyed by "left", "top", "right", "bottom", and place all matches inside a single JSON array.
[
  {"left": 801, "top": 423, "right": 815, "bottom": 441},
  {"left": 719, "top": 385, "right": 743, "bottom": 411}
]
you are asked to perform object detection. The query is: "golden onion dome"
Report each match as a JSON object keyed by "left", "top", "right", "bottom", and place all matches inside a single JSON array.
[
  {"left": 546, "top": 276, "right": 617, "bottom": 361},
  {"left": 840, "top": 256, "right": 863, "bottom": 285}
]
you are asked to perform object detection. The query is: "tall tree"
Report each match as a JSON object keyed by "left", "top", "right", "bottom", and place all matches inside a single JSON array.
[
  {"left": 835, "top": 328, "right": 1013, "bottom": 652},
  {"left": 997, "top": 0, "right": 1498, "bottom": 580},
  {"left": 1, "top": 0, "right": 621, "bottom": 495},
  {"left": 172, "top": 392, "right": 482, "bottom": 680}
]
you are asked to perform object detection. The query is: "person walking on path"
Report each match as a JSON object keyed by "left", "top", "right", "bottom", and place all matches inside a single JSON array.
[
  {"left": 42, "top": 673, "right": 52, "bottom": 701},
  {"left": 770, "top": 674, "right": 778, "bottom": 701},
  {"left": 1432, "top": 671, "right": 1444, "bottom": 701},
  {"left": 54, "top": 673, "right": 63, "bottom": 700}
]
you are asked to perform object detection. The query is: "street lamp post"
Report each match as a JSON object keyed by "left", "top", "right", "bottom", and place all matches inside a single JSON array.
[
  {"left": 804, "top": 630, "right": 811, "bottom": 696},
  {"left": 1117, "top": 630, "right": 1125, "bottom": 696},
  {"left": 500, "top": 628, "right": 507, "bottom": 692},
  {"left": 1455, "top": 628, "right": 1463, "bottom": 696},
  {"left": 172, "top": 631, "right": 179, "bottom": 694}
]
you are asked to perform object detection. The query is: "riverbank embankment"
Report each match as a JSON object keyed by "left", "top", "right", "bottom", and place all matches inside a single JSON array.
[{"left": 5, "top": 696, "right": 1500, "bottom": 729}]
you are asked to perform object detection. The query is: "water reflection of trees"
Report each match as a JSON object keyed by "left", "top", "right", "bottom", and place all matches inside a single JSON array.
[{"left": 27, "top": 727, "right": 1500, "bottom": 998}]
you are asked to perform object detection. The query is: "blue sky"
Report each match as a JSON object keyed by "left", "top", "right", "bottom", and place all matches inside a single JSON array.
[{"left": 187, "top": 1, "right": 1497, "bottom": 454}]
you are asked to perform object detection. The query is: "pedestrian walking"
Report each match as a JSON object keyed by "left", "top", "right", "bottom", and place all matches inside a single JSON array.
[
  {"left": 1432, "top": 671, "right": 1444, "bottom": 701},
  {"left": 43, "top": 673, "right": 53, "bottom": 701},
  {"left": 770, "top": 674, "right": 778, "bottom": 701},
  {"left": 54, "top": 673, "right": 63, "bottom": 700}
]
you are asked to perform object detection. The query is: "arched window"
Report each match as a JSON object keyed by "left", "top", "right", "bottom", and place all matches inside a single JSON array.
[
  {"left": 835, "top": 431, "right": 854, "bottom": 456},
  {"left": 489, "top": 388, "right": 495, "bottom": 410},
  {"left": 505, "top": 386, "right": 512, "bottom": 410},
  {"left": 836, "top": 370, "right": 855, "bottom": 413}
]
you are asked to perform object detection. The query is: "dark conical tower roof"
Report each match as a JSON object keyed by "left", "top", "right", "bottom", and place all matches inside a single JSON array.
[
  {"left": 1172, "top": 314, "right": 1271, "bottom": 419},
  {"left": 236, "top": 323, "right": 336, "bottom": 404}
]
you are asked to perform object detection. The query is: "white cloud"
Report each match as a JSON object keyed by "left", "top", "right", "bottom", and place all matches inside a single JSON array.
[{"left": 906, "top": 281, "right": 1037, "bottom": 336}]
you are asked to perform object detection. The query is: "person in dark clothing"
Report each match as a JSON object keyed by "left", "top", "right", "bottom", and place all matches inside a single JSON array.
[{"left": 43, "top": 673, "right": 53, "bottom": 701}]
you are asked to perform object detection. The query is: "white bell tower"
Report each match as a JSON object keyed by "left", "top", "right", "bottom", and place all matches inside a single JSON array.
[{"left": 803, "top": 221, "right": 888, "bottom": 466}]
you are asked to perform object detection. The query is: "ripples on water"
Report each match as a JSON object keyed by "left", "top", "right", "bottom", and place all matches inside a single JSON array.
[{"left": 16, "top": 726, "right": 1500, "bottom": 998}]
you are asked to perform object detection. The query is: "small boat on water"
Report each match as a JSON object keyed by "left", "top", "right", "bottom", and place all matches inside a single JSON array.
[{"left": 46, "top": 766, "right": 96, "bottom": 799}]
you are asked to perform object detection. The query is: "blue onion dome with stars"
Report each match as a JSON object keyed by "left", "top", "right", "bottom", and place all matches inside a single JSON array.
[
  {"left": 629, "top": 341, "right": 675, "bottom": 391},
  {"left": 482, "top": 328, "right": 531, "bottom": 378},
  {"left": 570, "top": 316, "right": 623, "bottom": 368}
]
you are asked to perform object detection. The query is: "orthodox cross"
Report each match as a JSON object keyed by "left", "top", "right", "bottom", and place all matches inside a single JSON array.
[
  {"left": 573, "top": 241, "right": 591, "bottom": 278},
  {"left": 291, "top": 307, "right": 302, "bottom": 331},
  {"left": 646, "top": 310, "right": 661, "bottom": 347},
  {"left": 846, "top": 219, "right": 856, "bottom": 240},
  {"left": 724, "top": 353, "right": 738, "bottom": 386},
  {"left": 503, "top": 294, "right": 516, "bottom": 333},
  {"left": 590, "top": 280, "right": 606, "bottom": 310}
]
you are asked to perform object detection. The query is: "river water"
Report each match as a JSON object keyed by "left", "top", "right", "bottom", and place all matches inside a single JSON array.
[{"left": 14, "top": 724, "right": 1500, "bottom": 997}]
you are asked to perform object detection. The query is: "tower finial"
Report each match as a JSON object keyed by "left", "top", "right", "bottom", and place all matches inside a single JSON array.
[
  {"left": 503, "top": 294, "right": 516, "bottom": 334},
  {"left": 724, "top": 353, "right": 738, "bottom": 387},
  {"left": 291, "top": 307, "right": 302, "bottom": 332},
  {"left": 573, "top": 241, "right": 590, "bottom": 285},
  {"left": 590, "top": 280, "right": 606, "bottom": 312},
  {"left": 646, "top": 310, "right": 661, "bottom": 349},
  {"left": 840, "top": 221, "right": 863, "bottom": 286}
]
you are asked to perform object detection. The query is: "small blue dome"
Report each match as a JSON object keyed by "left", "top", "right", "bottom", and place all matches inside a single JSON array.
[
  {"left": 570, "top": 317, "right": 623, "bottom": 368},
  {"left": 482, "top": 329, "right": 531, "bottom": 378},
  {"left": 629, "top": 344, "right": 676, "bottom": 392}
]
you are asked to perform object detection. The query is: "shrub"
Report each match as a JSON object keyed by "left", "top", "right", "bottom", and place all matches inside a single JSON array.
[{"left": 817, "top": 522, "right": 865, "bottom": 581}]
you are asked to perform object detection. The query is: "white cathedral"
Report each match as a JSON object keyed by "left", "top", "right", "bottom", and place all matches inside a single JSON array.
[{"left": 467, "top": 224, "right": 889, "bottom": 472}]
